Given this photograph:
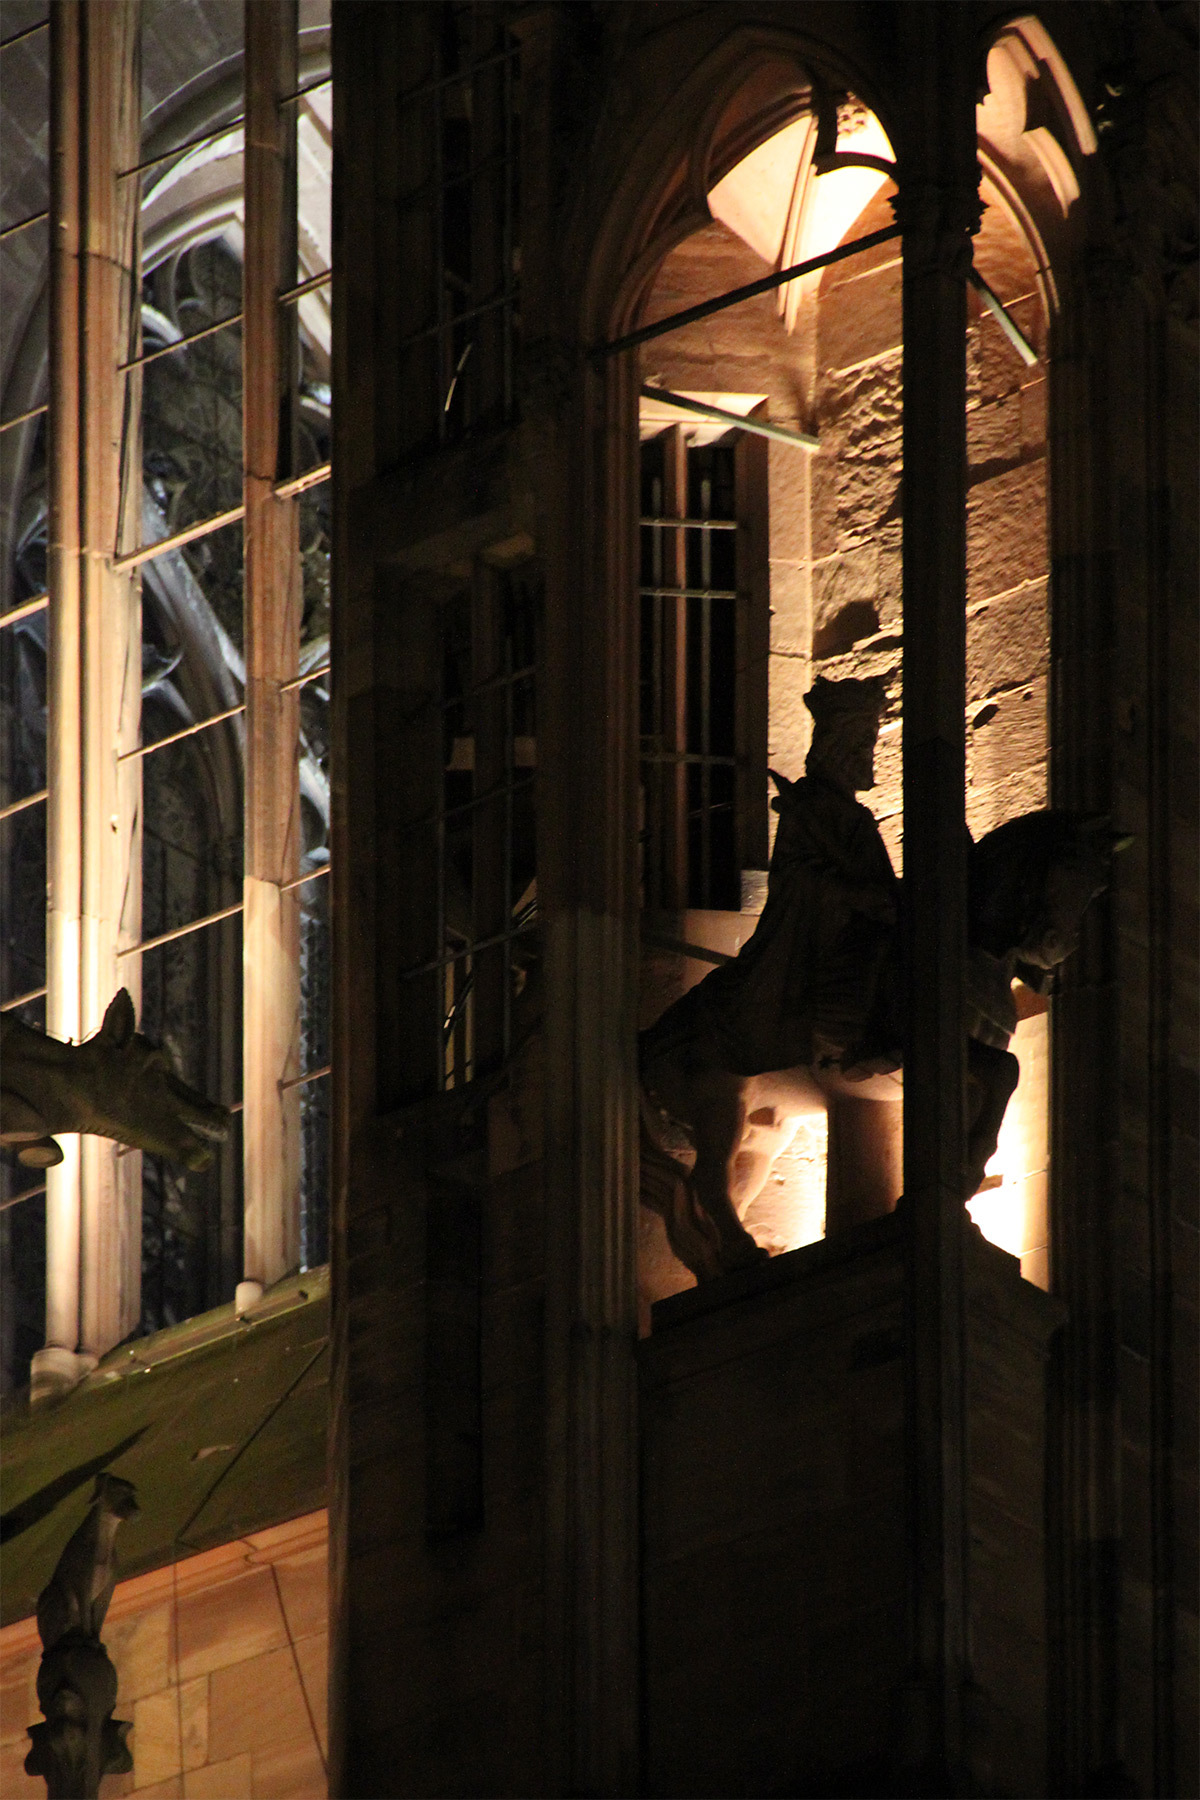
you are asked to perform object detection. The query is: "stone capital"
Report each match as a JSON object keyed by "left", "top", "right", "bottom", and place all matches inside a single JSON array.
[{"left": 890, "top": 179, "right": 983, "bottom": 280}]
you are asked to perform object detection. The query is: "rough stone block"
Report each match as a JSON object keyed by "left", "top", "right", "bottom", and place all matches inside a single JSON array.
[
  {"left": 812, "top": 545, "right": 878, "bottom": 626},
  {"left": 966, "top": 764, "right": 1048, "bottom": 840},
  {"left": 968, "top": 678, "right": 1048, "bottom": 794},
  {"left": 813, "top": 353, "right": 902, "bottom": 553},
  {"left": 0, "top": 1734, "right": 39, "bottom": 1798},
  {"left": 179, "top": 1678, "right": 208, "bottom": 1773},
  {"left": 1020, "top": 377, "right": 1047, "bottom": 456},
  {"left": 967, "top": 580, "right": 1049, "bottom": 700},
  {"left": 968, "top": 392, "right": 1022, "bottom": 471},
  {"left": 870, "top": 726, "right": 904, "bottom": 842},
  {"left": 967, "top": 460, "right": 1047, "bottom": 602},
  {"left": 0, "top": 1641, "right": 38, "bottom": 1748},
  {"left": 819, "top": 262, "right": 902, "bottom": 374}
]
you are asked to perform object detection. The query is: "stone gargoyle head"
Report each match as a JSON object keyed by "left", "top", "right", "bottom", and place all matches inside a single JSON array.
[{"left": 0, "top": 989, "right": 231, "bottom": 1171}]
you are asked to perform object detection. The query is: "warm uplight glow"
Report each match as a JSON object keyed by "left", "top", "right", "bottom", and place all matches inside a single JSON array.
[
  {"left": 743, "top": 1112, "right": 828, "bottom": 1255},
  {"left": 795, "top": 112, "right": 895, "bottom": 267},
  {"left": 966, "top": 1008, "right": 1050, "bottom": 1289},
  {"left": 708, "top": 105, "right": 896, "bottom": 332},
  {"left": 707, "top": 115, "right": 815, "bottom": 268},
  {"left": 638, "top": 390, "right": 767, "bottom": 446}
]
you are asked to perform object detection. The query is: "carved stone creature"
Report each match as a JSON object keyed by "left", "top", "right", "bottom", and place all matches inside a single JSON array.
[
  {"left": 35, "top": 1474, "right": 140, "bottom": 1649},
  {"left": 1, "top": 988, "right": 230, "bottom": 1171},
  {"left": 25, "top": 1475, "right": 139, "bottom": 1800},
  {"left": 639, "top": 678, "right": 1126, "bottom": 1282}
]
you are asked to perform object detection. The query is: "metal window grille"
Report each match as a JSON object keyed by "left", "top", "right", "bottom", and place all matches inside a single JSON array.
[
  {"left": 399, "top": 564, "right": 540, "bottom": 1094},
  {"left": 396, "top": 4, "right": 520, "bottom": 447},
  {"left": 639, "top": 433, "right": 745, "bottom": 911},
  {"left": 0, "top": 2, "right": 333, "bottom": 1382}
]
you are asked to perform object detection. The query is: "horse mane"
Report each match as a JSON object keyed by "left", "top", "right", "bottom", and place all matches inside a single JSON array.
[{"left": 968, "top": 810, "right": 1109, "bottom": 957}]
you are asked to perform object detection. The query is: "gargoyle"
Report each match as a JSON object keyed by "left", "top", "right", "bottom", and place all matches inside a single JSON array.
[
  {"left": 25, "top": 1474, "right": 139, "bottom": 1800},
  {"left": 1, "top": 988, "right": 230, "bottom": 1171}
]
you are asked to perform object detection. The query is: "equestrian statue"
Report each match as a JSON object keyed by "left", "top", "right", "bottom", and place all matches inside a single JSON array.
[{"left": 639, "top": 675, "right": 1127, "bottom": 1282}]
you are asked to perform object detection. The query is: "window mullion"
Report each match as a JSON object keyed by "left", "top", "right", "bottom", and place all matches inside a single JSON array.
[
  {"left": 242, "top": 0, "right": 303, "bottom": 1297},
  {"left": 34, "top": 0, "right": 144, "bottom": 1399}
]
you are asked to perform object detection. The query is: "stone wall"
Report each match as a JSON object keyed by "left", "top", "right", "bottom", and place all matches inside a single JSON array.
[{"left": 640, "top": 1222, "right": 1064, "bottom": 1799}]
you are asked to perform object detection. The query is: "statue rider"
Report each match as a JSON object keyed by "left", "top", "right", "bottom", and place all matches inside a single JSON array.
[{"left": 645, "top": 674, "right": 901, "bottom": 1081}]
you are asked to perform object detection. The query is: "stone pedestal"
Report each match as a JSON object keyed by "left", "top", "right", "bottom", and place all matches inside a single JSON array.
[{"left": 640, "top": 1216, "right": 1063, "bottom": 1798}]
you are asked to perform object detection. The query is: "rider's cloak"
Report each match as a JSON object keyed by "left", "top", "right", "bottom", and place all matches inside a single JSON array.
[{"left": 673, "top": 772, "right": 900, "bottom": 1076}]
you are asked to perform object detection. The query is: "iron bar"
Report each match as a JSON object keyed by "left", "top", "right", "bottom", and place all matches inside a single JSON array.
[
  {"left": 640, "top": 931, "right": 732, "bottom": 968},
  {"left": 502, "top": 637, "right": 514, "bottom": 1057},
  {"left": 640, "top": 517, "right": 737, "bottom": 530},
  {"left": 117, "top": 901, "right": 243, "bottom": 959},
  {"left": 0, "top": 19, "right": 49, "bottom": 50},
  {"left": 967, "top": 266, "right": 1038, "bottom": 365},
  {"left": 435, "top": 770, "right": 533, "bottom": 828},
  {"left": 279, "top": 74, "right": 331, "bottom": 106},
  {"left": 639, "top": 585, "right": 738, "bottom": 601},
  {"left": 502, "top": 38, "right": 515, "bottom": 418},
  {"left": 602, "top": 221, "right": 903, "bottom": 357},
  {"left": 1, "top": 1186, "right": 47, "bottom": 1213},
  {"left": 275, "top": 460, "right": 330, "bottom": 498},
  {"left": 638, "top": 749, "right": 738, "bottom": 768},
  {"left": 119, "top": 310, "right": 242, "bottom": 373},
  {"left": 113, "top": 502, "right": 245, "bottom": 572},
  {"left": 700, "top": 480, "right": 713, "bottom": 903},
  {"left": 641, "top": 387, "right": 818, "bottom": 449},
  {"left": 0, "top": 787, "right": 48, "bottom": 821},
  {"left": 43, "top": 0, "right": 85, "bottom": 1364},
  {"left": 0, "top": 403, "right": 49, "bottom": 434},
  {"left": 398, "top": 288, "right": 511, "bottom": 353},
  {"left": 401, "top": 911, "right": 539, "bottom": 982},
  {"left": 281, "top": 863, "right": 330, "bottom": 892},
  {"left": 242, "top": 0, "right": 303, "bottom": 1284},
  {"left": 433, "top": 35, "right": 447, "bottom": 449},
  {"left": 118, "top": 115, "right": 245, "bottom": 181},
  {"left": 0, "top": 986, "right": 47, "bottom": 1013},
  {"left": 440, "top": 661, "right": 535, "bottom": 708},
  {"left": 0, "top": 594, "right": 49, "bottom": 628},
  {"left": 397, "top": 44, "right": 514, "bottom": 108},
  {"left": 280, "top": 268, "right": 330, "bottom": 304},
  {"left": 118, "top": 702, "right": 245, "bottom": 762},
  {"left": 280, "top": 661, "right": 329, "bottom": 692},
  {"left": 0, "top": 208, "right": 50, "bottom": 241},
  {"left": 280, "top": 1062, "right": 331, "bottom": 1092}
]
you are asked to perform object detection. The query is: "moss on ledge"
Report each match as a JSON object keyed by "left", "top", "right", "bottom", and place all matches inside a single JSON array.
[{"left": 0, "top": 1268, "right": 329, "bottom": 1627}]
